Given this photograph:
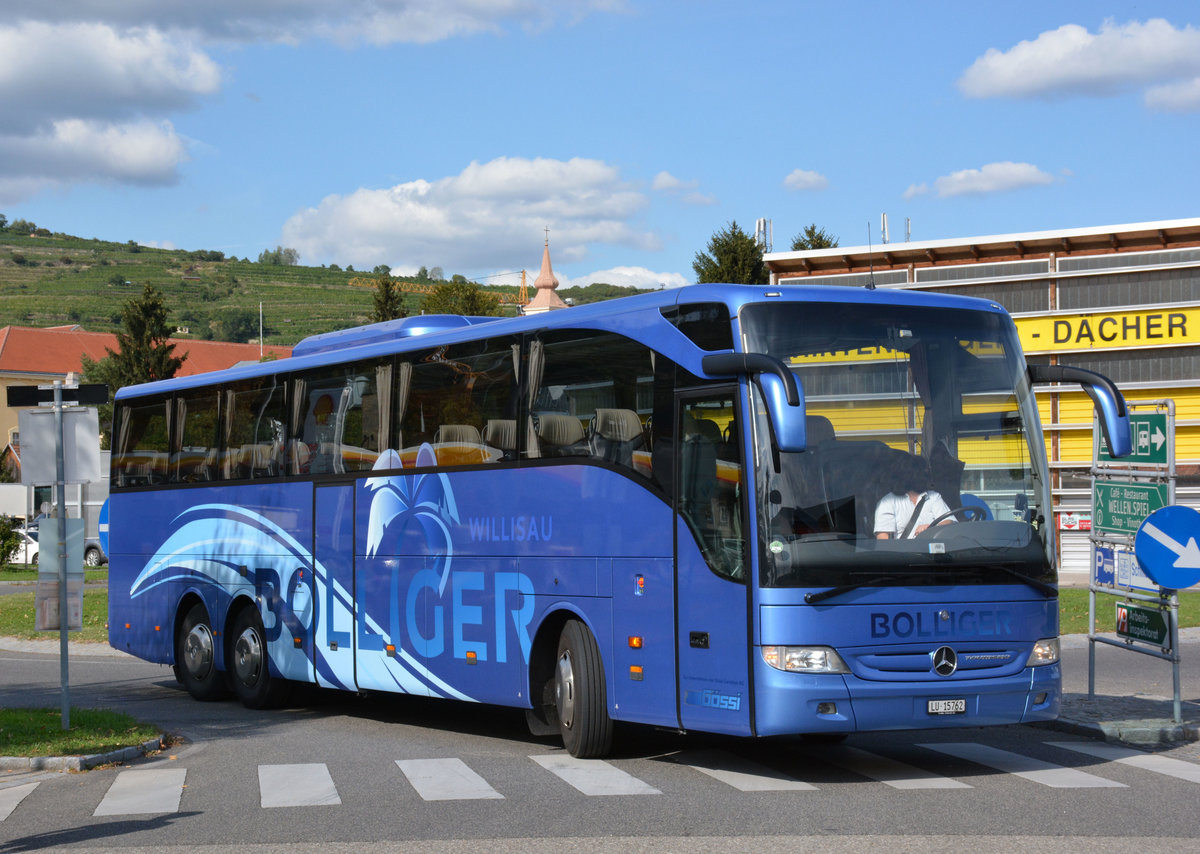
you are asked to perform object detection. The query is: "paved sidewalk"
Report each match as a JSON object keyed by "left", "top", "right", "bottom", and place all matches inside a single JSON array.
[{"left": 1052, "top": 627, "right": 1200, "bottom": 747}]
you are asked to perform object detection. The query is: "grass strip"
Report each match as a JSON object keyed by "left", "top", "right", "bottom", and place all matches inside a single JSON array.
[
  {"left": 0, "top": 589, "right": 109, "bottom": 643},
  {"left": 0, "top": 707, "right": 161, "bottom": 758}
]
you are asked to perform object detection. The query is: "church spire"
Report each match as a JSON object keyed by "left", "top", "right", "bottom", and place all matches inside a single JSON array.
[{"left": 523, "top": 227, "right": 568, "bottom": 314}]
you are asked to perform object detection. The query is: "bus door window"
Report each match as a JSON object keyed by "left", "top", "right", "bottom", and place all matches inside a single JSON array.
[
  {"left": 223, "top": 377, "right": 287, "bottom": 480},
  {"left": 678, "top": 394, "right": 744, "bottom": 581}
]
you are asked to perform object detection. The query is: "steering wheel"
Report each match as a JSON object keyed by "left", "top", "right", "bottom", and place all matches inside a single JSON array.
[{"left": 916, "top": 505, "right": 987, "bottom": 535}]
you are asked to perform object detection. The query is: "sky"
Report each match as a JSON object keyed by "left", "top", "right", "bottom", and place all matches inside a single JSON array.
[{"left": 3, "top": 1, "right": 1200, "bottom": 291}]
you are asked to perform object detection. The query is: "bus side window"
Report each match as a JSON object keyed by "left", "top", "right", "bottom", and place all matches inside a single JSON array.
[
  {"left": 224, "top": 377, "right": 287, "bottom": 480},
  {"left": 114, "top": 398, "right": 171, "bottom": 487},
  {"left": 531, "top": 330, "right": 653, "bottom": 478},
  {"left": 402, "top": 338, "right": 518, "bottom": 468},
  {"left": 679, "top": 395, "right": 744, "bottom": 581},
  {"left": 171, "top": 390, "right": 219, "bottom": 483}
]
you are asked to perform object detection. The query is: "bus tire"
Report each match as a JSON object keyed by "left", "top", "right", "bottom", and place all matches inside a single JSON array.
[
  {"left": 176, "top": 602, "right": 229, "bottom": 701},
  {"left": 555, "top": 619, "right": 613, "bottom": 758},
  {"left": 228, "top": 605, "right": 289, "bottom": 709}
]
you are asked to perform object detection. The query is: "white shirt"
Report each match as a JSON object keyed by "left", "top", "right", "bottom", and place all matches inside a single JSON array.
[{"left": 874, "top": 490, "right": 952, "bottom": 539}]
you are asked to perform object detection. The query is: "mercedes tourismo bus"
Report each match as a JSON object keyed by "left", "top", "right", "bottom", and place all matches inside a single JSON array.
[{"left": 107, "top": 283, "right": 1131, "bottom": 757}]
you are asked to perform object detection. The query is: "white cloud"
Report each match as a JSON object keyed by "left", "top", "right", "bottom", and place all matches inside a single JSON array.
[
  {"left": 652, "top": 171, "right": 715, "bottom": 205},
  {"left": 280, "top": 156, "right": 659, "bottom": 271},
  {"left": 7, "top": 1, "right": 622, "bottom": 47},
  {"left": 0, "top": 22, "right": 220, "bottom": 133},
  {"left": 903, "top": 183, "right": 929, "bottom": 200},
  {"left": 958, "top": 18, "right": 1200, "bottom": 108},
  {"left": 783, "top": 168, "right": 829, "bottom": 192},
  {"left": 929, "top": 162, "right": 1056, "bottom": 198},
  {"left": 0, "top": 3, "right": 622, "bottom": 201},
  {"left": 0, "top": 120, "right": 187, "bottom": 204},
  {"left": 1145, "top": 77, "right": 1200, "bottom": 112},
  {"left": 562, "top": 266, "right": 689, "bottom": 290}
]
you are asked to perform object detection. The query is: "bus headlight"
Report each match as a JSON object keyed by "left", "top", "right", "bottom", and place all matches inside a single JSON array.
[
  {"left": 1028, "top": 637, "right": 1059, "bottom": 666},
  {"left": 762, "top": 645, "right": 849, "bottom": 674}
]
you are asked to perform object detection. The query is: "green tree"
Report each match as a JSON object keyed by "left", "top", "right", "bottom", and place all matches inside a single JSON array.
[
  {"left": 692, "top": 220, "right": 767, "bottom": 284},
  {"left": 420, "top": 281, "right": 503, "bottom": 316},
  {"left": 0, "top": 214, "right": 7, "bottom": 231},
  {"left": 0, "top": 515, "right": 21, "bottom": 565},
  {"left": 416, "top": 265, "right": 430, "bottom": 281},
  {"left": 213, "top": 307, "right": 265, "bottom": 343},
  {"left": 372, "top": 264, "right": 391, "bottom": 275},
  {"left": 257, "top": 246, "right": 299, "bottom": 266},
  {"left": 790, "top": 223, "right": 839, "bottom": 251},
  {"left": 371, "top": 273, "right": 407, "bottom": 322}
]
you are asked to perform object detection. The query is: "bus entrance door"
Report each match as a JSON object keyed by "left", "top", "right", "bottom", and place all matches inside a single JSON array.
[
  {"left": 674, "top": 392, "right": 753, "bottom": 736},
  {"left": 314, "top": 484, "right": 357, "bottom": 690}
]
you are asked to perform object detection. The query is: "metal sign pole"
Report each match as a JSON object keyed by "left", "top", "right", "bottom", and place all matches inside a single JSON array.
[{"left": 53, "top": 381, "right": 70, "bottom": 730}]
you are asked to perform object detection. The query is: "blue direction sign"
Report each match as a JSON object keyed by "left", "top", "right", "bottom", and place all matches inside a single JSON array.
[
  {"left": 1134, "top": 505, "right": 1200, "bottom": 590},
  {"left": 98, "top": 497, "right": 109, "bottom": 559}
]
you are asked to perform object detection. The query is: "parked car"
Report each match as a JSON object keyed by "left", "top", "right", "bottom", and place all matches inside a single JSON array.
[{"left": 8, "top": 529, "right": 39, "bottom": 565}]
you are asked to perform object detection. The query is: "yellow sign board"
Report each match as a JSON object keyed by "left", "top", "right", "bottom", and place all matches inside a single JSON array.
[{"left": 1016, "top": 307, "right": 1199, "bottom": 354}]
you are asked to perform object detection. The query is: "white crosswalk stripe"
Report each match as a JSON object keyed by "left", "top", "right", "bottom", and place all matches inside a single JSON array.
[
  {"left": 258, "top": 763, "right": 341, "bottom": 808},
  {"left": 531, "top": 754, "right": 661, "bottom": 795},
  {"left": 674, "top": 749, "right": 816, "bottom": 791},
  {"left": 826, "top": 746, "right": 973, "bottom": 789},
  {"left": 0, "top": 782, "right": 39, "bottom": 821},
  {"left": 94, "top": 768, "right": 187, "bottom": 816},
  {"left": 919, "top": 743, "right": 1126, "bottom": 788},
  {"left": 397, "top": 758, "right": 504, "bottom": 800},
  {"left": 1046, "top": 741, "right": 1200, "bottom": 784}
]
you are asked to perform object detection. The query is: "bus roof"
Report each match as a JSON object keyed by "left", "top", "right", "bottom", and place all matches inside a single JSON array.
[{"left": 113, "top": 283, "right": 1008, "bottom": 400}]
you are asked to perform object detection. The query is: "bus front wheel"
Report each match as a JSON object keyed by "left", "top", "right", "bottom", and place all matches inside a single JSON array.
[
  {"left": 176, "top": 602, "right": 228, "bottom": 701},
  {"left": 555, "top": 620, "right": 613, "bottom": 758},
  {"left": 228, "top": 606, "right": 289, "bottom": 709}
]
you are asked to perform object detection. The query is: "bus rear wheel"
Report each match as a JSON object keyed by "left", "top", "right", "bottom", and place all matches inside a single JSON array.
[
  {"left": 176, "top": 602, "right": 228, "bottom": 701},
  {"left": 555, "top": 619, "right": 613, "bottom": 758},
  {"left": 229, "top": 606, "right": 289, "bottom": 709}
]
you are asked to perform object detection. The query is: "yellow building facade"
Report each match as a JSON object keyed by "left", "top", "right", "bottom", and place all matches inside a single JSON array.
[{"left": 764, "top": 217, "right": 1200, "bottom": 578}]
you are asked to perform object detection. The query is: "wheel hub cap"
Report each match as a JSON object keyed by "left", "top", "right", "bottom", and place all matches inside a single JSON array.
[
  {"left": 555, "top": 650, "right": 576, "bottom": 729},
  {"left": 183, "top": 624, "right": 214, "bottom": 680},
  {"left": 234, "top": 627, "right": 263, "bottom": 685}
]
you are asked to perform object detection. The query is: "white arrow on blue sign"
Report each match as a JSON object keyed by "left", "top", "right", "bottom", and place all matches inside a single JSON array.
[{"left": 1134, "top": 505, "right": 1200, "bottom": 590}]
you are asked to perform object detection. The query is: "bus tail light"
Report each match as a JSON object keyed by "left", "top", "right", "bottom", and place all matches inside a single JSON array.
[
  {"left": 762, "top": 645, "right": 849, "bottom": 674},
  {"left": 1028, "top": 637, "right": 1059, "bottom": 666}
]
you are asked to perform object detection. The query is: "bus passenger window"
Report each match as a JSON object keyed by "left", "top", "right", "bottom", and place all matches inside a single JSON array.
[
  {"left": 171, "top": 391, "right": 219, "bottom": 483},
  {"left": 224, "top": 377, "right": 286, "bottom": 480},
  {"left": 113, "top": 398, "right": 170, "bottom": 487}
]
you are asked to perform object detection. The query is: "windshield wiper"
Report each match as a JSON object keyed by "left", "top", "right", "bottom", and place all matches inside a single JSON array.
[{"left": 804, "top": 573, "right": 920, "bottom": 604}]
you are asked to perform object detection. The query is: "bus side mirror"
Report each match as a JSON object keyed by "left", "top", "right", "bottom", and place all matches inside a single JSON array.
[
  {"left": 701, "top": 353, "right": 807, "bottom": 453},
  {"left": 1027, "top": 363, "right": 1132, "bottom": 458},
  {"left": 757, "top": 372, "right": 807, "bottom": 452}
]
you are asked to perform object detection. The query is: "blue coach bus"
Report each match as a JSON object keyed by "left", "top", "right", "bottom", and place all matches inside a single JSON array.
[{"left": 108, "top": 284, "right": 1130, "bottom": 757}]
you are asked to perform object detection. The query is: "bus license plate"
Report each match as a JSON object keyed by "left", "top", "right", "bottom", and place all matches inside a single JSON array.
[{"left": 927, "top": 699, "right": 966, "bottom": 715}]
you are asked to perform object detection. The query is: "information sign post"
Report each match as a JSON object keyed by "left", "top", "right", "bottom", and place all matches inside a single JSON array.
[{"left": 1088, "top": 400, "right": 1183, "bottom": 722}]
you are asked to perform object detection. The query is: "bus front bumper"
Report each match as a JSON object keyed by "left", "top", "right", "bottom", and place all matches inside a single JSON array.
[{"left": 753, "top": 659, "right": 1061, "bottom": 736}]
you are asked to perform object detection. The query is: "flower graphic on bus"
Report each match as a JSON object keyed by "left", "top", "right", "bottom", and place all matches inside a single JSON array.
[{"left": 364, "top": 445, "right": 459, "bottom": 595}]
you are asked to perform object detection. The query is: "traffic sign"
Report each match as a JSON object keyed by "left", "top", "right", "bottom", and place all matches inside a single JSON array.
[
  {"left": 1099, "top": 411, "right": 1168, "bottom": 464},
  {"left": 1115, "top": 601, "right": 1169, "bottom": 646},
  {"left": 1134, "top": 505, "right": 1200, "bottom": 589},
  {"left": 1093, "top": 480, "right": 1168, "bottom": 535}
]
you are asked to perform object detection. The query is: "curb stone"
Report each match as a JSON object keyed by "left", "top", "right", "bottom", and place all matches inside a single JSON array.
[{"left": 0, "top": 735, "right": 170, "bottom": 773}]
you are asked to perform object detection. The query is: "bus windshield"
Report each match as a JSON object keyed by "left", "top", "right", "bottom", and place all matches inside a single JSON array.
[{"left": 742, "top": 301, "right": 1052, "bottom": 590}]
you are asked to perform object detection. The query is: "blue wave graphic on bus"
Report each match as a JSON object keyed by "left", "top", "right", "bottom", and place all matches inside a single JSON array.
[{"left": 128, "top": 443, "right": 474, "bottom": 701}]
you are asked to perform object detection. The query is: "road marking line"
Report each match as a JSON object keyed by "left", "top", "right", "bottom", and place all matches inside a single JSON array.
[
  {"left": 259, "top": 763, "right": 341, "bottom": 807},
  {"left": 531, "top": 754, "right": 661, "bottom": 795},
  {"left": 396, "top": 758, "right": 504, "bottom": 800},
  {"left": 919, "top": 743, "right": 1126, "bottom": 788},
  {"left": 0, "top": 782, "right": 39, "bottom": 821},
  {"left": 1046, "top": 741, "right": 1200, "bottom": 783},
  {"left": 829, "top": 746, "right": 972, "bottom": 789},
  {"left": 675, "top": 749, "right": 817, "bottom": 791},
  {"left": 94, "top": 768, "right": 187, "bottom": 815}
]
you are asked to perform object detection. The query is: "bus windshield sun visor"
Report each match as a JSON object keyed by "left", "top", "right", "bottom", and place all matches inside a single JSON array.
[{"left": 1027, "top": 363, "right": 1132, "bottom": 458}]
